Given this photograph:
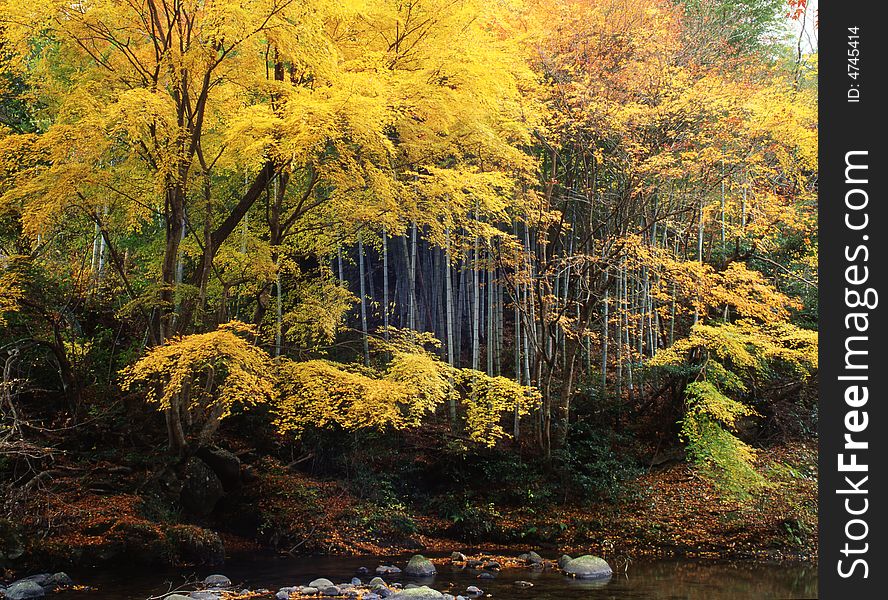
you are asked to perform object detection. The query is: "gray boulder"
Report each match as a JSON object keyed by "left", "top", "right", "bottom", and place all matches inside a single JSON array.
[
  {"left": 188, "top": 593, "right": 220, "bottom": 600},
  {"left": 525, "top": 551, "right": 543, "bottom": 564},
  {"left": 18, "top": 574, "right": 51, "bottom": 587},
  {"left": 405, "top": 554, "right": 436, "bottom": 577},
  {"left": 562, "top": 554, "right": 612, "bottom": 579},
  {"left": 558, "top": 554, "right": 572, "bottom": 568},
  {"left": 465, "top": 585, "right": 483, "bottom": 597},
  {"left": 390, "top": 586, "right": 445, "bottom": 600},
  {"left": 300, "top": 587, "right": 319, "bottom": 595},
  {"left": 4, "top": 580, "right": 45, "bottom": 600}
]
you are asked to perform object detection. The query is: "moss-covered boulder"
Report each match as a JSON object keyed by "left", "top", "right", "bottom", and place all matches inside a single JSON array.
[
  {"left": 390, "top": 586, "right": 445, "bottom": 599},
  {"left": 562, "top": 554, "right": 612, "bottom": 579},
  {"left": 404, "top": 554, "right": 436, "bottom": 576}
]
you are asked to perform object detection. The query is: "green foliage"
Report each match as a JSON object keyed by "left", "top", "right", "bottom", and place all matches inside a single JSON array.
[
  {"left": 676, "top": 0, "right": 788, "bottom": 56},
  {"left": 440, "top": 498, "right": 504, "bottom": 542},
  {"left": 555, "top": 422, "right": 642, "bottom": 502},
  {"left": 680, "top": 383, "right": 765, "bottom": 498}
]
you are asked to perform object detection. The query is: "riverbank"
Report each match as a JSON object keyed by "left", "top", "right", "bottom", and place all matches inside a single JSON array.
[{"left": 2, "top": 440, "right": 816, "bottom": 575}]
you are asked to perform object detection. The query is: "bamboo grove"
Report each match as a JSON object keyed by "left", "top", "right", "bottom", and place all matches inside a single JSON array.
[{"left": 0, "top": 0, "right": 817, "bottom": 496}]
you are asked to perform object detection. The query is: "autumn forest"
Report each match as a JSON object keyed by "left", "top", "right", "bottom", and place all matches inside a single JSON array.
[{"left": 0, "top": 0, "right": 818, "bottom": 584}]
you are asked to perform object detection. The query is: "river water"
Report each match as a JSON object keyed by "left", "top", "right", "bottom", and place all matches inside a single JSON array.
[{"left": 52, "top": 554, "right": 817, "bottom": 599}]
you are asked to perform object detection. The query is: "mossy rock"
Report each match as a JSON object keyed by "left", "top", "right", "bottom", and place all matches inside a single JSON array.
[
  {"left": 164, "top": 524, "right": 224, "bottom": 565},
  {"left": 390, "top": 586, "right": 445, "bottom": 599},
  {"left": 405, "top": 554, "right": 436, "bottom": 576}
]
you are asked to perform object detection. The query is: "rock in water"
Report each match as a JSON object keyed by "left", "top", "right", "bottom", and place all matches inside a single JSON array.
[
  {"left": 309, "top": 578, "right": 335, "bottom": 589},
  {"left": 562, "top": 555, "right": 613, "bottom": 579},
  {"left": 451, "top": 551, "right": 467, "bottom": 562},
  {"left": 376, "top": 565, "right": 402, "bottom": 576},
  {"left": 526, "top": 551, "right": 543, "bottom": 564},
  {"left": 390, "top": 586, "right": 445, "bottom": 599},
  {"left": 180, "top": 457, "right": 225, "bottom": 516},
  {"left": 4, "top": 580, "right": 45, "bottom": 600},
  {"left": 45, "top": 573, "right": 74, "bottom": 589},
  {"left": 404, "top": 555, "right": 436, "bottom": 577},
  {"left": 203, "top": 574, "right": 231, "bottom": 588},
  {"left": 558, "top": 554, "right": 572, "bottom": 568}
]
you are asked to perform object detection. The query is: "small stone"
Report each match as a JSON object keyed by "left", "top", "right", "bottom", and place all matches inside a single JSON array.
[
  {"left": 515, "top": 580, "right": 534, "bottom": 588},
  {"left": 203, "top": 574, "right": 231, "bottom": 588},
  {"left": 188, "top": 592, "right": 220, "bottom": 600},
  {"left": 477, "top": 572, "right": 494, "bottom": 579},
  {"left": 369, "top": 577, "right": 387, "bottom": 587},
  {"left": 465, "top": 585, "right": 483, "bottom": 597},
  {"left": 320, "top": 586, "right": 341, "bottom": 596},
  {"left": 300, "top": 587, "right": 319, "bottom": 595},
  {"left": 357, "top": 567, "right": 370, "bottom": 575},
  {"left": 351, "top": 577, "right": 362, "bottom": 585},
  {"left": 309, "top": 578, "right": 335, "bottom": 589},
  {"left": 376, "top": 565, "right": 402, "bottom": 576},
  {"left": 526, "top": 551, "right": 543, "bottom": 564},
  {"left": 45, "top": 572, "right": 74, "bottom": 590},
  {"left": 558, "top": 554, "right": 572, "bottom": 568},
  {"left": 450, "top": 552, "right": 467, "bottom": 562}
]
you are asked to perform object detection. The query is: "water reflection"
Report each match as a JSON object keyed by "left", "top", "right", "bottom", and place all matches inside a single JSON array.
[{"left": 52, "top": 554, "right": 817, "bottom": 600}]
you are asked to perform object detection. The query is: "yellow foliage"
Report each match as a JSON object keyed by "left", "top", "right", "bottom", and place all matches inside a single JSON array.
[
  {"left": 0, "top": 268, "right": 22, "bottom": 326},
  {"left": 458, "top": 370, "right": 540, "bottom": 447},
  {"left": 120, "top": 321, "right": 276, "bottom": 420},
  {"left": 274, "top": 331, "right": 540, "bottom": 446}
]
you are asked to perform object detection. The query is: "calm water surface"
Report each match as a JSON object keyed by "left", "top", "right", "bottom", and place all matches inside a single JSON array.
[{"left": 53, "top": 554, "right": 818, "bottom": 600}]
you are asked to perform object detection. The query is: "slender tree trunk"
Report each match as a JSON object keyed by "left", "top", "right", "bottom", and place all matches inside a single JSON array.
[
  {"left": 602, "top": 284, "right": 609, "bottom": 397},
  {"left": 358, "top": 234, "right": 370, "bottom": 366},
  {"left": 472, "top": 227, "right": 481, "bottom": 372},
  {"left": 382, "top": 227, "right": 390, "bottom": 340},
  {"left": 445, "top": 228, "right": 457, "bottom": 425}
]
